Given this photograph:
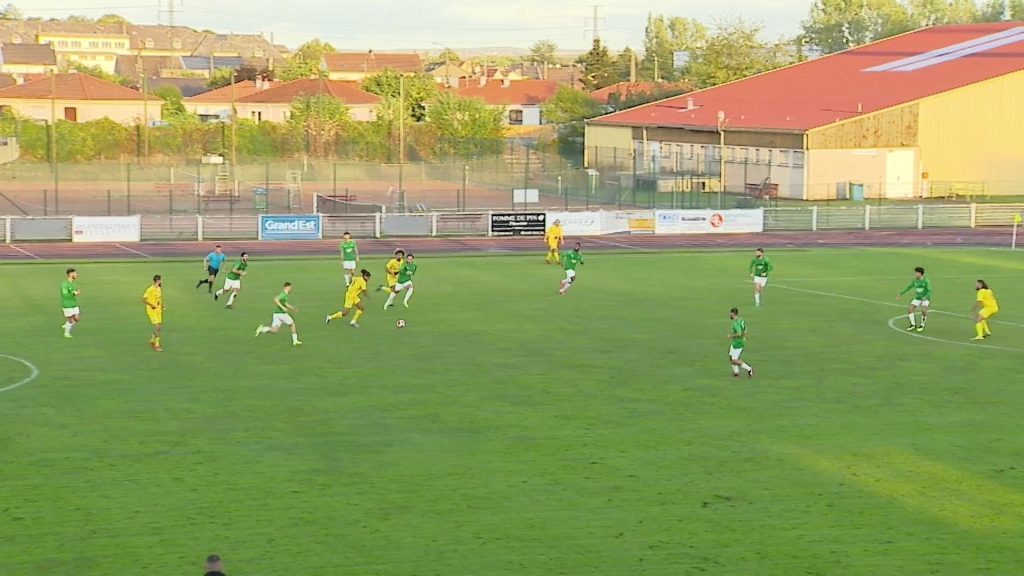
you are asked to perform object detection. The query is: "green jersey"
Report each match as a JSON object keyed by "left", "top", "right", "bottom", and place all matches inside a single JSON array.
[
  {"left": 226, "top": 260, "right": 247, "bottom": 281},
  {"left": 274, "top": 291, "right": 289, "bottom": 314},
  {"left": 397, "top": 262, "right": 418, "bottom": 283},
  {"left": 900, "top": 277, "right": 932, "bottom": 300},
  {"left": 749, "top": 257, "right": 773, "bottom": 278},
  {"left": 340, "top": 240, "right": 358, "bottom": 261},
  {"left": 60, "top": 279, "right": 78, "bottom": 308},
  {"left": 563, "top": 250, "right": 584, "bottom": 271},
  {"left": 731, "top": 318, "right": 747, "bottom": 349}
]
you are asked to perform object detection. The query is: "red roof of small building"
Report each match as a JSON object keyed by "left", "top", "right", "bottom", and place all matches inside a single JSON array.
[
  {"left": 323, "top": 52, "right": 422, "bottom": 74},
  {"left": 453, "top": 79, "right": 558, "bottom": 105},
  {"left": 592, "top": 23, "right": 1024, "bottom": 132},
  {"left": 236, "top": 79, "right": 381, "bottom": 105},
  {"left": 186, "top": 80, "right": 260, "bottom": 103},
  {"left": 0, "top": 73, "right": 157, "bottom": 101}
]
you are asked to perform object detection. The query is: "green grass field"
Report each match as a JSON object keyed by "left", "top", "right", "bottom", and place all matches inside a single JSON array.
[{"left": 2, "top": 248, "right": 1024, "bottom": 575}]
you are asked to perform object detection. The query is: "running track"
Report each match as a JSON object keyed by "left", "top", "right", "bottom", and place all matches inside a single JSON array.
[{"left": 0, "top": 229, "right": 1016, "bottom": 261}]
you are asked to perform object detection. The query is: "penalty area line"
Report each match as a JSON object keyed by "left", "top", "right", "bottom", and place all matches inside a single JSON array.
[
  {"left": 0, "top": 354, "right": 40, "bottom": 393},
  {"left": 587, "top": 238, "right": 641, "bottom": 250},
  {"left": 115, "top": 244, "right": 151, "bottom": 258},
  {"left": 8, "top": 244, "right": 41, "bottom": 260},
  {"left": 885, "top": 316, "right": 1023, "bottom": 352}
]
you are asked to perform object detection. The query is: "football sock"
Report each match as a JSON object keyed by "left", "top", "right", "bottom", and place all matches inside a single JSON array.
[
  {"left": 352, "top": 309, "right": 363, "bottom": 323},
  {"left": 975, "top": 323, "right": 985, "bottom": 338},
  {"left": 403, "top": 287, "right": 414, "bottom": 305},
  {"left": 755, "top": 293, "right": 761, "bottom": 306},
  {"left": 732, "top": 365, "right": 740, "bottom": 375},
  {"left": 385, "top": 293, "right": 396, "bottom": 308},
  {"left": 908, "top": 313, "right": 916, "bottom": 326},
  {"left": 982, "top": 320, "right": 991, "bottom": 335},
  {"left": 741, "top": 363, "right": 752, "bottom": 372},
  {"left": 215, "top": 289, "right": 224, "bottom": 296},
  {"left": 226, "top": 292, "right": 237, "bottom": 306},
  {"left": 291, "top": 333, "right": 299, "bottom": 344},
  {"left": 329, "top": 311, "right": 344, "bottom": 320},
  {"left": 344, "top": 273, "right": 352, "bottom": 286},
  {"left": 921, "top": 314, "right": 928, "bottom": 326},
  {"left": 259, "top": 326, "right": 272, "bottom": 333},
  {"left": 153, "top": 337, "right": 160, "bottom": 346}
]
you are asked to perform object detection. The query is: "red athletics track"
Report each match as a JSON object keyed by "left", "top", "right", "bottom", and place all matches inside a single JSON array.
[{"left": 0, "top": 229, "right": 1016, "bottom": 261}]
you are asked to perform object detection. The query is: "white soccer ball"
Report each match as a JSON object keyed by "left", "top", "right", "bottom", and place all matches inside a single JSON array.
[{"left": 396, "top": 319, "right": 406, "bottom": 328}]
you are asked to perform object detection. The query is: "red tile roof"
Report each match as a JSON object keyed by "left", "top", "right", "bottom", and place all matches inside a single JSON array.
[
  {"left": 592, "top": 23, "right": 1024, "bottom": 132},
  {"left": 0, "top": 73, "right": 157, "bottom": 101},
  {"left": 452, "top": 79, "right": 558, "bottom": 105},
  {"left": 323, "top": 52, "right": 423, "bottom": 74},
  {"left": 236, "top": 79, "right": 381, "bottom": 105},
  {"left": 186, "top": 80, "right": 260, "bottom": 103}
]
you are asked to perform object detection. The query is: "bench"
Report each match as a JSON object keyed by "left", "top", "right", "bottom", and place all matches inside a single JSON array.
[{"left": 745, "top": 182, "right": 779, "bottom": 200}]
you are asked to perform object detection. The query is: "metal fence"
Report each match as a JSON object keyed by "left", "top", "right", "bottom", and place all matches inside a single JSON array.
[{"left": 3, "top": 203, "right": 1022, "bottom": 243}]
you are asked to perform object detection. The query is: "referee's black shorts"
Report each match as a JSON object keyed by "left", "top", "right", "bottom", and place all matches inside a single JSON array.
[{"left": 208, "top": 266, "right": 220, "bottom": 277}]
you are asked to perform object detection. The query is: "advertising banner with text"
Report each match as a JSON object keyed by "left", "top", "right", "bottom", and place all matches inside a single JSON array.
[{"left": 71, "top": 216, "right": 141, "bottom": 243}]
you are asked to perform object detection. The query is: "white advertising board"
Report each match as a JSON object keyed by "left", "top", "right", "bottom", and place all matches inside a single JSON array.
[
  {"left": 654, "top": 209, "right": 763, "bottom": 234},
  {"left": 71, "top": 216, "right": 142, "bottom": 243}
]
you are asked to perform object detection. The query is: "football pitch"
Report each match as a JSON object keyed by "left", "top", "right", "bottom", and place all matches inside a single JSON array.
[{"left": 2, "top": 247, "right": 1024, "bottom": 575}]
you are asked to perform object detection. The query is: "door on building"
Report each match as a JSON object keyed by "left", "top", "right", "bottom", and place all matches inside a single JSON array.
[
  {"left": 63, "top": 107, "right": 77, "bottom": 122},
  {"left": 885, "top": 149, "right": 916, "bottom": 198}
]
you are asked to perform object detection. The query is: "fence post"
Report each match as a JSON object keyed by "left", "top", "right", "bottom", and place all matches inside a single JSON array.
[
  {"left": 126, "top": 163, "right": 132, "bottom": 214},
  {"left": 864, "top": 205, "right": 871, "bottom": 230},
  {"left": 431, "top": 213, "right": 438, "bottom": 237},
  {"left": 374, "top": 213, "right": 381, "bottom": 239},
  {"left": 197, "top": 215, "right": 204, "bottom": 242},
  {"left": 970, "top": 203, "right": 977, "bottom": 228},
  {"left": 168, "top": 188, "right": 174, "bottom": 216},
  {"left": 487, "top": 210, "right": 493, "bottom": 237},
  {"left": 107, "top": 189, "right": 112, "bottom": 216},
  {"left": 811, "top": 205, "right": 818, "bottom": 231},
  {"left": 4, "top": 216, "right": 10, "bottom": 243},
  {"left": 917, "top": 204, "right": 924, "bottom": 230},
  {"left": 43, "top": 189, "right": 48, "bottom": 216}
]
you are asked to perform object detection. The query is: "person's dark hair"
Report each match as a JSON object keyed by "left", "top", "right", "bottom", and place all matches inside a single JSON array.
[
  {"left": 343, "top": 231, "right": 351, "bottom": 236},
  {"left": 915, "top": 267, "right": 925, "bottom": 275},
  {"left": 206, "top": 555, "right": 220, "bottom": 564},
  {"left": 240, "top": 252, "right": 248, "bottom": 257},
  {"left": 66, "top": 267, "right": 76, "bottom": 275},
  {"left": 395, "top": 249, "right": 404, "bottom": 256},
  {"left": 730, "top": 307, "right": 739, "bottom": 315},
  {"left": 283, "top": 281, "right": 292, "bottom": 287},
  {"left": 574, "top": 242, "right": 581, "bottom": 249},
  {"left": 756, "top": 248, "right": 763, "bottom": 253},
  {"left": 977, "top": 279, "right": 989, "bottom": 290},
  {"left": 153, "top": 275, "right": 161, "bottom": 282},
  {"left": 361, "top": 269, "right": 371, "bottom": 277},
  {"left": 406, "top": 253, "right": 414, "bottom": 258},
  {"left": 215, "top": 245, "right": 222, "bottom": 248}
]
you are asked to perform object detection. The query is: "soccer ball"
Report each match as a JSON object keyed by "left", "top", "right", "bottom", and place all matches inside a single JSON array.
[{"left": 396, "top": 319, "right": 406, "bottom": 329}]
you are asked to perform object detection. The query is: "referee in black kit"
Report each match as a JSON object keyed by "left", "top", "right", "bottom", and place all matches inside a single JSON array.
[{"left": 204, "top": 554, "right": 226, "bottom": 576}]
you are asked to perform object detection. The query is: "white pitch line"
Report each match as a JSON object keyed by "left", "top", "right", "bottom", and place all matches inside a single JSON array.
[
  {"left": 8, "top": 244, "right": 41, "bottom": 260},
  {"left": 774, "top": 284, "right": 1024, "bottom": 328},
  {"left": 587, "top": 238, "right": 640, "bottom": 250},
  {"left": 885, "top": 316, "right": 1023, "bottom": 352},
  {"left": 115, "top": 243, "right": 151, "bottom": 258},
  {"left": 0, "top": 354, "right": 39, "bottom": 393}
]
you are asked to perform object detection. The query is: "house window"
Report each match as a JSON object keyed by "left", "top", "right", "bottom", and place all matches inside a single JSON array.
[
  {"left": 57, "top": 40, "right": 69, "bottom": 48},
  {"left": 281, "top": 110, "right": 291, "bottom": 121},
  {"left": 105, "top": 55, "right": 114, "bottom": 61},
  {"left": 64, "top": 107, "right": 78, "bottom": 122},
  {"left": 88, "top": 41, "right": 99, "bottom": 48},
  {"left": 753, "top": 148, "right": 762, "bottom": 163},
  {"left": 792, "top": 151, "right": 805, "bottom": 167},
  {"left": 778, "top": 150, "right": 790, "bottom": 166},
  {"left": 660, "top": 143, "right": 672, "bottom": 159},
  {"left": 71, "top": 41, "right": 82, "bottom": 48},
  {"left": 102, "top": 41, "right": 112, "bottom": 49},
  {"left": 250, "top": 110, "right": 262, "bottom": 122},
  {"left": 11, "top": 34, "right": 21, "bottom": 44},
  {"left": 118, "top": 42, "right": 126, "bottom": 49},
  {"left": 172, "top": 38, "right": 182, "bottom": 49},
  {"left": 508, "top": 109, "right": 523, "bottom": 125},
  {"left": 144, "top": 38, "right": 155, "bottom": 49}
]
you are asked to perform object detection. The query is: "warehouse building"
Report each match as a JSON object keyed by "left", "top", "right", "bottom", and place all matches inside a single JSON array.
[{"left": 585, "top": 23, "right": 1024, "bottom": 200}]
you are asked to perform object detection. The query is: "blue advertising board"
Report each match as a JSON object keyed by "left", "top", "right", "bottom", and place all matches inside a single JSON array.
[{"left": 258, "top": 214, "right": 323, "bottom": 241}]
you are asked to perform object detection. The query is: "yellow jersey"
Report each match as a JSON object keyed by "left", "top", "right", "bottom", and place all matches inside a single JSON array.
[
  {"left": 346, "top": 277, "right": 367, "bottom": 299},
  {"left": 143, "top": 285, "right": 163, "bottom": 309},
  {"left": 546, "top": 225, "right": 564, "bottom": 246},
  {"left": 386, "top": 258, "right": 402, "bottom": 281},
  {"left": 977, "top": 288, "right": 998, "bottom": 311}
]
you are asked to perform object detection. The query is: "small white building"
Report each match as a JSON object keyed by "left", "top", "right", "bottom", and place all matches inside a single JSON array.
[{"left": 453, "top": 78, "right": 558, "bottom": 126}]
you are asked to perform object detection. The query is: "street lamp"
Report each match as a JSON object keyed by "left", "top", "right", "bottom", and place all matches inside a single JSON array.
[{"left": 717, "top": 110, "right": 727, "bottom": 209}]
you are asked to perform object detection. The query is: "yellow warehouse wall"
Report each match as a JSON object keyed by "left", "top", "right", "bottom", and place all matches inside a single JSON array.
[
  {"left": 917, "top": 71, "right": 1024, "bottom": 196},
  {"left": 584, "top": 124, "right": 632, "bottom": 168},
  {"left": 807, "top": 104, "right": 919, "bottom": 149}
]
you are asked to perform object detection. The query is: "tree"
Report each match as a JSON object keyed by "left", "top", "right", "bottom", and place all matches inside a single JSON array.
[
  {"left": 1014, "top": 0, "right": 1024, "bottom": 19},
  {"left": 435, "top": 47, "right": 461, "bottom": 64},
  {"left": 152, "top": 85, "right": 186, "bottom": 119},
  {"left": 288, "top": 93, "right": 353, "bottom": 157},
  {"left": 96, "top": 13, "right": 127, "bottom": 26},
  {"left": 207, "top": 68, "right": 236, "bottom": 90},
  {"left": 640, "top": 15, "right": 707, "bottom": 82},
  {"left": 686, "top": 19, "right": 795, "bottom": 89},
  {"left": 424, "top": 92, "right": 505, "bottom": 157},
  {"left": 907, "top": 0, "right": 978, "bottom": 26},
  {"left": 577, "top": 38, "right": 616, "bottom": 90},
  {"left": 614, "top": 47, "right": 638, "bottom": 83},
  {"left": 528, "top": 40, "right": 559, "bottom": 66},
  {"left": 278, "top": 39, "right": 334, "bottom": 81},
  {"left": 542, "top": 86, "right": 603, "bottom": 124},
  {"left": 0, "top": 3, "right": 22, "bottom": 20},
  {"left": 801, "top": 0, "right": 914, "bottom": 54},
  {"left": 62, "top": 61, "right": 133, "bottom": 87},
  {"left": 362, "top": 70, "right": 437, "bottom": 122}
]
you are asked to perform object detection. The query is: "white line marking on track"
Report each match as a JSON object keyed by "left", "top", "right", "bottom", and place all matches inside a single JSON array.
[
  {"left": 8, "top": 245, "right": 41, "bottom": 260},
  {"left": 587, "top": 238, "right": 640, "bottom": 249},
  {"left": 885, "top": 316, "right": 1023, "bottom": 352},
  {"left": 774, "top": 284, "right": 1024, "bottom": 328},
  {"left": 0, "top": 354, "right": 39, "bottom": 393},
  {"left": 115, "top": 244, "right": 151, "bottom": 258}
]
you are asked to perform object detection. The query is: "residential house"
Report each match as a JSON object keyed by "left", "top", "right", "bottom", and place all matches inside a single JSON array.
[
  {"left": 0, "top": 44, "right": 58, "bottom": 81},
  {"left": 36, "top": 30, "right": 130, "bottom": 74},
  {"left": 453, "top": 78, "right": 558, "bottom": 126},
  {"left": 322, "top": 51, "right": 423, "bottom": 81},
  {"left": 184, "top": 78, "right": 381, "bottom": 123},
  {"left": 427, "top": 62, "right": 468, "bottom": 87},
  {"left": 0, "top": 73, "right": 160, "bottom": 124},
  {"left": 544, "top": 65, "right": 585, "bottom": 90}
]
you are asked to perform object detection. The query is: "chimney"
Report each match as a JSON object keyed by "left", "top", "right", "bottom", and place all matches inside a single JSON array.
[
  {"left": 686, "top": 97, "right": 694, "bottom": 110},
  {"left": 478, "top": 75, "right": 486, "bottom": 87},
  {"left": 501, "top": 77, "right": 510, "bottom": 88},
  {"left": 857, "top": 102, "right": 863, "bottom": 113}
]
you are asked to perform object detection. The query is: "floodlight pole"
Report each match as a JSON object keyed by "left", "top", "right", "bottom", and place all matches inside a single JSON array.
[{"left": 717, "top": 110, "right": 727, "bottom": 210}]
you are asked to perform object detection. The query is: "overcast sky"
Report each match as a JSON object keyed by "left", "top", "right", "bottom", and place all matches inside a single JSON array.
[{"left": 22, "top": 0, "right": 815, "bottom": 51}]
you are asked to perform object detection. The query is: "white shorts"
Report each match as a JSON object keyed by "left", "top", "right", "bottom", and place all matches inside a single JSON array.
[
  {"left": 729, "top": 347, "right": 743, "bottom": 361},
  {"left": 223, "top": 278, "right": 241, "bottom": 291},
  {"left": 911, "top": 299, "right": 930, "bottom": 308},
  {"left": 565, "top": 269, "right": 577, "bottom": 281},
  {"left": 342, "top": 260, "right": 357, "bottom": 270},
  {"left": 753, "top": 276, "right": 768, "bottom": 287},
  {"left": 394, "top": 280, "right": 413, "bottom": 292},
  {"left": 62, "top": 307, "right": 80, "bottom": 318},
  {"left": 271, "top": 313, "right": 294, "bottom": 328}
]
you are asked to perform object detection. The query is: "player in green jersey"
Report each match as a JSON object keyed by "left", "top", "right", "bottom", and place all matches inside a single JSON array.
[
  {"left": 255, "top": 282, "right": 302, "bottom": 346},
  {"left": 897, "top": 266, "right": 932, "bottom": 332},
  {"left": 558, "top": 243, "right": 584, "bottom": 295},
  {"left": 340, "top": 231, "right": 359, "bottom": 287},
  {"left": 385, "top": 253, "right": 418, "bottom": 309},
  {"left": 215, "top": 252, "right": 248, "bottom": 308},
  {"left": 749, "top": 248, "right": 773, "bottom": 307},
  {"left": 728, "top": 307, "right": 754, "bottom": 378},
  {"left": 60, "top": 268, "right": 81, "bottom": 339}
]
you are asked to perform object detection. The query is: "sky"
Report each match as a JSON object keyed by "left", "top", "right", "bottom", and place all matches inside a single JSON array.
[{"left": 21, "top": 0, "right": 816, "bottom": 51}]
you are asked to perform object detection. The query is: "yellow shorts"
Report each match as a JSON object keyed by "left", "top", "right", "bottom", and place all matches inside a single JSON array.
[
  {"left": 344, "top": 296, "right": 361, "bottom": 309},
  {"left": 547, "top": 242, "right": 560, "bottom": 251},
  {"left": 980, "top": 307, "right": 998, "bottom": 319},
  {"left": 387, "top": 276, "right": 398, "bottom": 288},
  {"left": 147, "top": 311, "right": 162, "bottom": 325}
]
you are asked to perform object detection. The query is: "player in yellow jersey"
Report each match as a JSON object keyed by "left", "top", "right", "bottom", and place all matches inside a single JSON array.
[
  {"left": 326, "top": 269, "right": 371, "bottom": 328},
  {"left": 378, "top": 249, "right": 405, "bottom": 293},
  {"left": 545, "top": 219, "right": 564, "bottom": 264},
  {"left": 142, "top": 274, "right": 164, "bottom": 352},
  {"left": 971, "top": 279, "right": 999, "bottom": 340}
]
